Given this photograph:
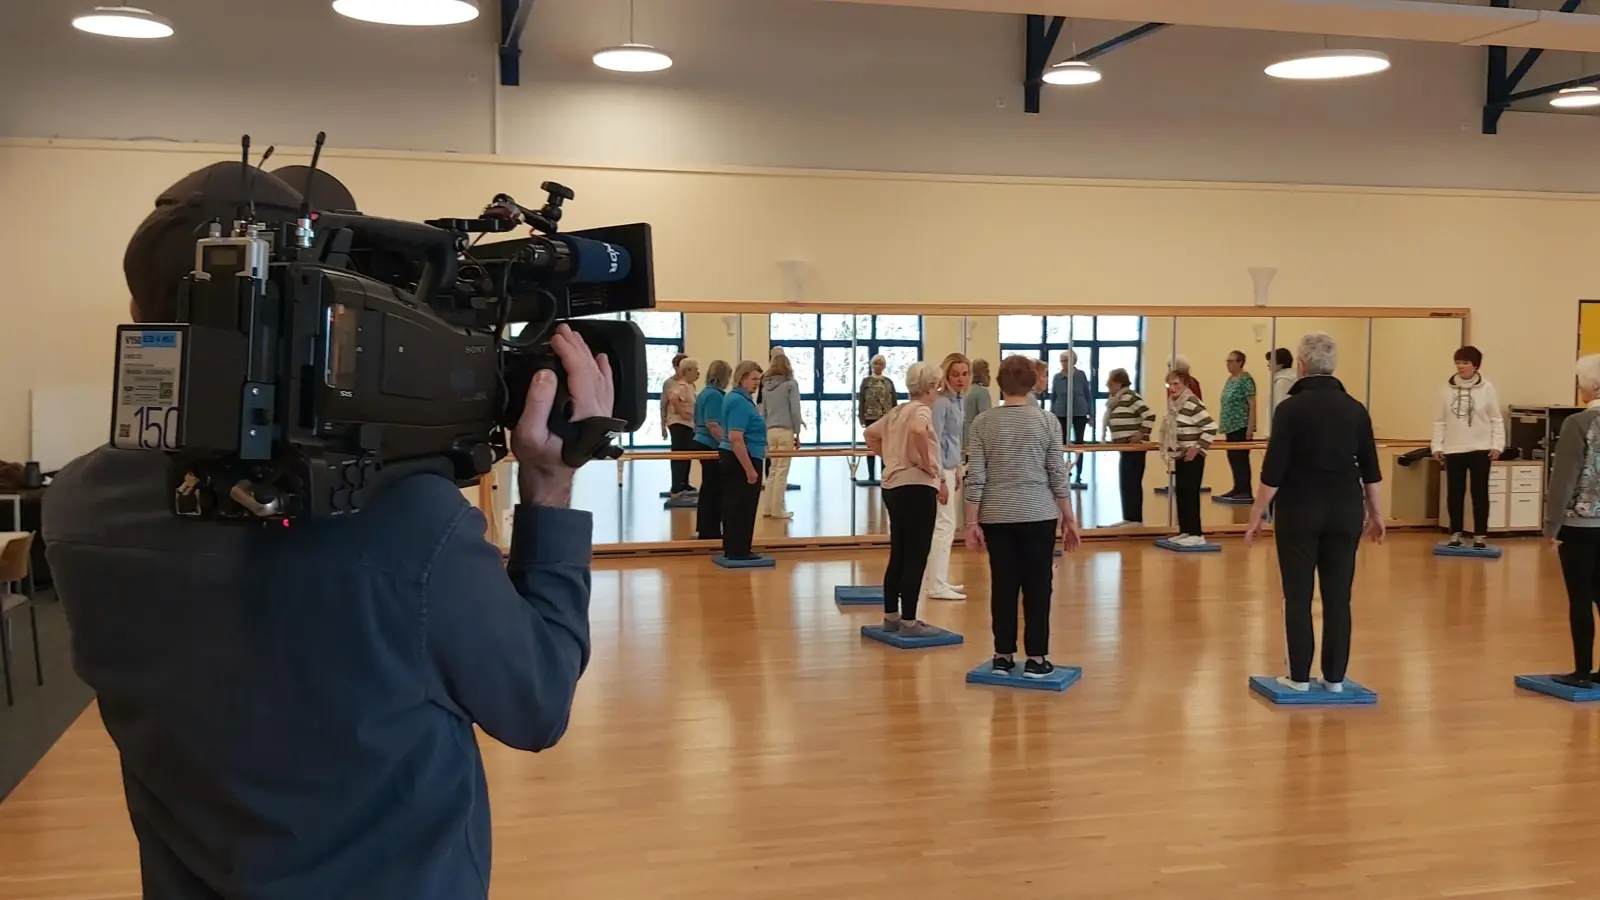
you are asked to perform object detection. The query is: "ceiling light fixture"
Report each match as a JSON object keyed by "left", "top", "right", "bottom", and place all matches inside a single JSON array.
[
  {"left": 1042, "top": 60, "right": 1102, "bottom": 86},
  {"left": 71, "top": 6, "right": 173, "bottom": 39},
  {"left": 1264, "top": 49, "right": 1390, "bottom": 81},
  {"left": 331, "top": 0, "right": 479, "bottom": 27},
  {"left": 594, "top": 0, "right": 672, "bottom": 73},
  {"left": 1550, "top": 85, "right": 1600, "bottom": 108}
]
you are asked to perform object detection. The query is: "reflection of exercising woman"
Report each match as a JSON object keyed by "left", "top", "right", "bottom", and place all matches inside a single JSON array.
[
  {"left": 1431, "top": 345, "right": 1504, "bottom": 550},
  {"left": 1159, "top": 369, "right": 1218, "bottom": 546},
  {"left": 858, "top": 355, "right": 899, "bottom": 481}
]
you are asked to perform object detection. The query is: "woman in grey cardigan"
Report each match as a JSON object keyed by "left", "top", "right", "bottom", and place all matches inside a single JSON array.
[
  {"left": 1544, "top": 353, "right": 1600, "bottom": 688},
  {"left": 759, "top": 352, "right": 804, "bottom": 519}
]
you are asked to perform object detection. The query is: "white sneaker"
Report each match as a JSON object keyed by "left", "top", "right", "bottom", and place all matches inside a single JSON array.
[
  {"left": 1275, "top": 676, "right": 1310, "bottom": 692},
  {"left": 928, "top": 590, "right": 966, "bottom": 601},
  {"left": 1176, "top": 535, "right": 1207, "bottom": 547},
  {"left": 1317, "top": 678, "right": 1344, "bottom": 693},
  {"left": 1168, "top": 533, "right": 1190, "bottom": 543},
  {"left": 1109, "top": 520, "right": 1143, "bottom": 528},
  {"left": 948, "top": 584, "right": 964, "bottom": 592}
]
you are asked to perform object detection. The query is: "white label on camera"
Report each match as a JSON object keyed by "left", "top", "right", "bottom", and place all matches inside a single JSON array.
[{"left": 112, "top": 329, "right": 184, "bottom": 452}]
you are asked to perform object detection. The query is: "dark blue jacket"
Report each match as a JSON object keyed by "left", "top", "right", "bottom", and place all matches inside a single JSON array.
[{"left": 43, "top": 447, "right": 592, "bottom": 899}]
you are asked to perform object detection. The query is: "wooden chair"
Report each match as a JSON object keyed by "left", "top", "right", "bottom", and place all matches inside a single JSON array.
[{"left": 0, "top": 532, "right": 42, "bottom": 707}]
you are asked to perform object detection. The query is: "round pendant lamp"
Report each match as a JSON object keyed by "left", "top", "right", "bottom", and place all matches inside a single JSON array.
[
  {"left": 1265, "top": 49, "right": 1390, "bottom": 80},
  {"left": 593, "top": 0, "right": 673, "bottom": 73},
  {"left": 1042, "top": 60, "right": 1102, "bottom": 86},
  {"left": 593, "top": 43, "right": 673, "bottom": 73},
  {"left": 332, "top": 0, "right": 479, "bottom": 26},
  {"left": 1550, "top": 86, "right": 1600, "bottom": 108},
  {"left": 71, "top": 6, "right": 174, "bottom": 39}
]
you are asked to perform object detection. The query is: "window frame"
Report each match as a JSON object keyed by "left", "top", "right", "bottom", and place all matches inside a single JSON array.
[
  {"left": 999, "top": 315, "right": 1144, "bottom": 428},
  {"left": 769, "top": 314, "right": 923, "bottom": 446}
]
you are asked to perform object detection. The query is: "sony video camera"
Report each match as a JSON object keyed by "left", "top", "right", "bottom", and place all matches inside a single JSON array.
[{"left": 110, "top": 134, "right": 654, "bottom": 522}]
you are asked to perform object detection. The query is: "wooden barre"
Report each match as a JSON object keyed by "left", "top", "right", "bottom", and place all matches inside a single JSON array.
[{"left": 501, "top": 438, "right": 1433, "bottom": 463}]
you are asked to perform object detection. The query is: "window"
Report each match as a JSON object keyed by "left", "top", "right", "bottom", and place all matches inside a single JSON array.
[
  {"left": 769, "top": 314, "right": 923, "bottom": 444},
  {"left": 589, "top": 311, "right": 685, "bottom": 448},
  {"left": 999, "top": 315, "right": 1144, "bottom": 432}
]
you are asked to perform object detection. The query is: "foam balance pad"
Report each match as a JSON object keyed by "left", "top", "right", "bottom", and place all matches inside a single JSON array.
[
  {"left": 787, "top": 483, "right": 801, "bottom": 491},
  {"left": 1514, "top": 674, "right": 1600, "bottom": 702},
  {"left": 966, "top": 662, "right": 1082, "bottom": 692},
  {"left": 855, "top": 478, "right": 882, "bottom": 487},
  {"left": 1155, "top": 539, "right": 1221, "bottom": 553},
  {"left": 860, "top": 624, "right": 964, "bottom": 649},
  {"left": 663, "top": 496, "right": 698, "bottom": 509},
  {"left": 1210, "top": 495, "right": 1253, "bottom": 505},
  {"left": 1434, "top": 543, "right": 1502, "bottom": 559},
  {"left": 712, "top": 554, "right": 776, "bottom": 569},
  {"left": 1248, "top": 675, "right": 1377, "bottom": 706},
  {"left": 1155, "top": 486, "right": 1211, "bottom": 495},
  {"left": 834, "top": 585, "right": 884, "bottom": 606}
]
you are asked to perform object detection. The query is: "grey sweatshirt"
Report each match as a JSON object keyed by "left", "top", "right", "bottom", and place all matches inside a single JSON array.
[
  {"left": 759, "top": 375, "right": 804, "bottom": 432},
  {"left": 1545, "top": 403, "right": 1600, "bottom": 537}
]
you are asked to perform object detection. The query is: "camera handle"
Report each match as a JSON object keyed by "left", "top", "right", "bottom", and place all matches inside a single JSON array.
[{"left": 539, "top": 368, "right": 627, "bottom": 469}]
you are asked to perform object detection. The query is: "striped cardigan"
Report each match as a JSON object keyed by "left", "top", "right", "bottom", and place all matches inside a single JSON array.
[
  {"left": 1104, "top": 389, "right": 1155, "bottom": 444},
  {"left": 1159, "top": 390, "right": 1218, "bottom": 458}
]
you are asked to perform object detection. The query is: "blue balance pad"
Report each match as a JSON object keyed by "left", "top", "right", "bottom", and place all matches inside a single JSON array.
[
  {"left": 1514, "top": 674, "right": 1600, "bottom": 702},
  {"left": 860, "top": 624, "right": 964, "bottom": 649},
  {"left": 1210, "top": 495, "right": 1253, "bottom": 505},
  {"left": 966, "top": 662, "right": 1082, "bottom": 692},
  {"left": 1248, "top": 675, "right": 1377, "bottom": 706},
  {"left": 712, "top": 554, "right": 776, "bottom": 569},
  {"left": 787, "top": 483, "right": 800, "bottom": 491},
  {"left": 663, "top": 496, "right": 698, "bottom": 509},
  {"left": 855, "top": 478, "right": 882, "bottom": 487},
  {"left": 834, "top": 585, "right": 884, "bottom": 606},
  {"left": 1155, "top": 486, "right": 1211, "bottom": 495},
  {"left": 1155, "top": 539, "right": 1221, "bottom": 553},
  {"left": 1434, "top": 543, "right": 1502, "bottom": 559}
]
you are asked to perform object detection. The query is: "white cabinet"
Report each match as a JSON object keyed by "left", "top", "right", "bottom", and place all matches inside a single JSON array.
[{"left": 1440, "top": 460, "right": 1543, "bottom": 534}]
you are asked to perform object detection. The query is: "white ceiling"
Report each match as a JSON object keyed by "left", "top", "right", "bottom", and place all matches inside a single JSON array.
[{"left": 824, "top": 0, "right": 1600, "bottom": 52}]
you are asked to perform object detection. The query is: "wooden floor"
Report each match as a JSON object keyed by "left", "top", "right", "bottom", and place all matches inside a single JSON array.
[{"left": 3, "top": 534, "right": 1597, "bottom": 899}]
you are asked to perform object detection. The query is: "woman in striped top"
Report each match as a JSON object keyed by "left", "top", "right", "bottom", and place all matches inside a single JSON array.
[
  {"left": 1159, "top": 368, "right": 1219, "bottom": 546},
  {"left": 963, "top": 356, "right": 1081, "bottom": 678},
  {"left": 1103, "top": 368, "right": 1155, "bottom": 527}
]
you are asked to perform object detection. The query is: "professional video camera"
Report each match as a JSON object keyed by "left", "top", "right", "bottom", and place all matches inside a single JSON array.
[{"left": 110, "top": 134, "right": 654, "bottom": 521}]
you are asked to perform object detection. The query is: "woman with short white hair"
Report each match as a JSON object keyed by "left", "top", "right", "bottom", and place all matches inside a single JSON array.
[
  {"left": 1542, "top": 354, "right": 1600, "bottom": 688},
  {"left": 1244, "top": 333, "right": 1384, "bottom": 694},
  {"left": 865, "top": 360, "right": 946, "bottom": 636},
  {"left": 664, "top": 357, "right": 700, "bottom": 499}
]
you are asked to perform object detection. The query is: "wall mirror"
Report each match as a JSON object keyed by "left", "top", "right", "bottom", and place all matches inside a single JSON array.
[{"left": 476, "top": 305, "right": 1467, "bottom": 554}]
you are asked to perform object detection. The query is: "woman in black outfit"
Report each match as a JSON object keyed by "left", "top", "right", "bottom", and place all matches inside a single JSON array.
[{"left": 1244, "top": 333, "right": 1385, "bottom": 694}]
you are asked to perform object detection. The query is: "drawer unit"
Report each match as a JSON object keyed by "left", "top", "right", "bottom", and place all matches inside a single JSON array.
[
  {"left": 1510, "top": 464, "right": 1543, "bottom": 494},
  {"left": 1509, "top": 493, "right": 1542, "bottom": 529}
]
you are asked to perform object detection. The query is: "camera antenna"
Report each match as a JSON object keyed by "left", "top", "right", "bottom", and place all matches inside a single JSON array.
[
  {"left": 237, "top": 134, "right": 251, "bottom": 224},
  {"left": 247, "top": 145, "right": 274, "bottom": 223},
  {"left": 298, "top": 131, "right": 327, "bottom": 219}
]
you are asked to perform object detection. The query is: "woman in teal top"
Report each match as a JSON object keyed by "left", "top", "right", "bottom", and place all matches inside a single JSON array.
[
  {"left": 718, "top": 361, "right": 769, "bottom": 560},
  {"left": 694, "top": 360, "right": 732, "bottom": 541},
  {"left": 1219, "top": 350, "right": 1258, "bottom": 501}
]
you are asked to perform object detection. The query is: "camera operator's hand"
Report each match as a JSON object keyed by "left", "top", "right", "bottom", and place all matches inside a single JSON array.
[{"left": 513, "top": 325, "right": 614, "bottom": 508}]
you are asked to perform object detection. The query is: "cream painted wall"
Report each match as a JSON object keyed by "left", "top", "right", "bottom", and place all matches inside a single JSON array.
[
  {"left": 683, "top": 314, "right": 739, "bottom": 378},
  {"left": 0, "top": 140, "right": 1587, "bottom": 463}
]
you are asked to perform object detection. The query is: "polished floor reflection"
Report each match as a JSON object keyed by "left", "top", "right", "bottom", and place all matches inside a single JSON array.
[
  {"left": 549, "top": 445, "right": 1429, "bottom": 545},
  {"left": 1, "top": 534, "right": 1594, "bottom": 899}
]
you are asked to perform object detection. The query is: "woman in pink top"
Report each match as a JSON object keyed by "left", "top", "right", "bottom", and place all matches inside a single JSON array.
[{"left": 865, "top": 361, "right": 948, "bottom": 637}]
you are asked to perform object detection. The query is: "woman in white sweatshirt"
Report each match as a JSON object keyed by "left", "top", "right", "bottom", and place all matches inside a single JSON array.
[{"left": 1431, "top": 345, "right": 1505, "bottom": 549}]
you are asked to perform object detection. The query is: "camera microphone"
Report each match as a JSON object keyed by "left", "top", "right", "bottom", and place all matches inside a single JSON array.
[{"left": 553, "top": 234, "right": 630, "bottom": 284}]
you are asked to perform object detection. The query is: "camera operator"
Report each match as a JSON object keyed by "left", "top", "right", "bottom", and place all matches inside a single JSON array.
[{"left": 42, "top": 163, "right": 604, "bottom": 899}]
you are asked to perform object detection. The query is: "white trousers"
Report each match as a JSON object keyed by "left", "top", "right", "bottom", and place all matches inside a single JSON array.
[
  {"left": 763, "top": 427, "right": 796, "bottom": 515},
  {"left": 921, "top": 468, "right": 960, "bottom": 594}
]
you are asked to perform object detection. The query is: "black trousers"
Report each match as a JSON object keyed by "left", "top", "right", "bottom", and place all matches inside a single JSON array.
[
  {"left": 1174, "top": 456, "right": 1205, "bottom": 536},
  {"left": 1225, "top": 428, "right": 1253, "bottom": 497},
  {"left": 718, "top": 450, "right": 764, "bottom": 556},
  {"left": 981, "top": 519, "right": 1057, "bottom": 657},
  {"left": 695, "top": 445, "right": 723, "bottom": 540},
  {"left": 1057, "top": 416, "right": 1090, "bottom": 479},
  {"left": 1274, "top": 490, "right": 1363, "bottom": 684},
  {"left": 1557, "top": 526, "right": 1600, "bottom": 674},
  {"left": 882, "top": 485, "right": 938, "bottom": 620},
  {"left": 1118, "top": 450, "right": 1146, "bottom": 523},
  {"left": 1445, "top": 450, "right": 1492, "bottom": 536},
  {"left": 668, "top": 424, "right": 696, "bottom": 494}
]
